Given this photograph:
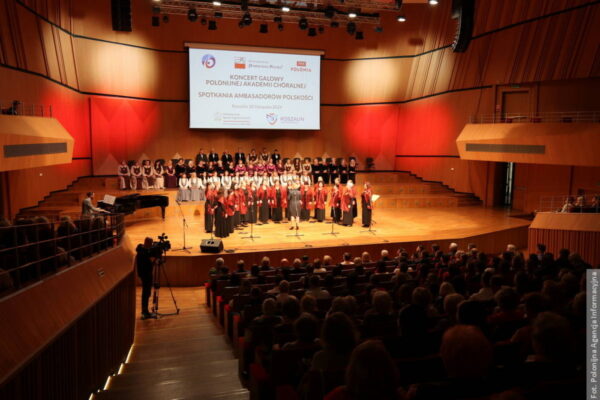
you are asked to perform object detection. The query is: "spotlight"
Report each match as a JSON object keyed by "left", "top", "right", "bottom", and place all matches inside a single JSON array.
[
  {"left": 330, "top": 21, "right": 339, "bottom": 28},
  {"left": 260, "top": 23, "right": 268, "bottom": 33},
  {"left": 241, "top": 0, "right": 248, "bottom": 11},
  {"left": 152, "top": 0, "right": 161, "bottom": 2},
  {"left": 242, "top": 12, "right": 252, "bottom": 26},
  {"left": 308, "top": 27, "right": 316, "bottom": 36},
  {"left": 188, "top": 8, "right": 198, "bottom": 22},
  {"left": 273, "top": 16, "right": 282, "bottom": 23},
  {"left": 428, "top": 0, "right": 439, "bottom": 4},
  {"left": 318, "top": 26, "right": 325, "bottom": 34},
  {"left": 281, "top": 6, "right": 290, "bottom": 12},
  {"left": 208, "top": 20, "right": 217, "bottom": 30},
  {"left": 348, "top": 12, "right": 357, "bottom": 18},
  {"left": 298, "top": 17, "right": 308, "bottom": 30},
  {"left": 201, "top": 18, "right": 207, "bottom": 25},
  {"left": 346, "top": 21, "right": 356, "bottom": 34},
  {"left": 214, "top": 11, "right": 223, "bottom": 18},
  {"left": 278, "top": 23, "right": 284, "bottom": 31},
  {"left": 397, "top": 15, "right": 406, "bottom": 22},
  {"left": 151, "top": 16, "right": 160, "bottom": 27},
  {"left": 324, "top": 6, "right": 335, "bottom": 18},
  {"left": 213, "top": 0, "right": 221, "bottom": 5},
  {"left": 374, "top": 26, "right": 383, "bottom": 32},
  {"left": 355, "top": 31, "right": 364, "bottom": 40}
]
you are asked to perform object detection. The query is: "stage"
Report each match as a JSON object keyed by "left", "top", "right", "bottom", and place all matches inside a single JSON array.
[{"left": 125, "top": 206, "right": 531, "bottom": 285}]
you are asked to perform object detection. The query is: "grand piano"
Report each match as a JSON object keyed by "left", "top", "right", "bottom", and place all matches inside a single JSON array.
[{"left": 98, "top": 194, "right": 169, "bottom": 219}]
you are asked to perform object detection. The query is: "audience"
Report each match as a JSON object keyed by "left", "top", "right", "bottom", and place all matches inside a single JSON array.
[{"left": 207, "top": 241, "right": 590, "bottom": 400}]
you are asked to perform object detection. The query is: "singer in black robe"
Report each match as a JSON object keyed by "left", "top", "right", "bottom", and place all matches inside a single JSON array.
[
  {"left": 215, "top": 195, "right": 229, "bottom": 238},
  {"left": 258, "top": 186, "right": 270, "bottom": 224},
  {"left": 361, "top": 185, "right": 373, "bottom": 228}
]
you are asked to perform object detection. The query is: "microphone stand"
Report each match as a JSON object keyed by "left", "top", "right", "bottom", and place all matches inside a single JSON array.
[
  {"left": 172, "top": 200, "right": 191, "bottom": 253},
  {"left": 242, "top": 200, "right": 260, "bottom": 241},
  {"left": 323, "top": 206, "right": 339, "bottom": 236}
]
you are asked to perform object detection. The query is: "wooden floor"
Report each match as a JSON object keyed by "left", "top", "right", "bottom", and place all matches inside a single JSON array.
[
  {"left": 125, "top": 206, "right": 531, "bottom": 256},
  {"left": 95, "top": 287, "right": 248, "bottom": 400}
]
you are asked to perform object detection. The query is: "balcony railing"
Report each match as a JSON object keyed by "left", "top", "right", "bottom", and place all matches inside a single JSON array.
[
  {"left": 537, "top": 194, "right": 600, "bottom": 213},
  {"left": 470, "top": 111, "right": 600, "bottom": 124},
  {"left": 0, "top": 100, "right": 53, "bottom": 117},
  {"left": 0, "top": 214, "right": 125, "bottom": 299}
]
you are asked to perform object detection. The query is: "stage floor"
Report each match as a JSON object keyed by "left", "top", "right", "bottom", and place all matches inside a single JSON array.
[{"left": 125, "top": 206, "right": 531, "bottom": 256}]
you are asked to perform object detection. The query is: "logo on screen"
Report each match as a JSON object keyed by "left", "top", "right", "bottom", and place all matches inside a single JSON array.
[
  {"left": 202, "top": 54, "right": 216, "bottom": 68},
  {"left": 296, "top": 61, "right": 307, "bottom": 67},
  {"left": 234, "top": 57, "right": 246, "bottom": 69},
  {"left": 266, "top": 113, "right": 278, "bottom": 125}
]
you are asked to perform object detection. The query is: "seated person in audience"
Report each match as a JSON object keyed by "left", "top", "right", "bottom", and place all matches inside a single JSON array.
[
  {"left": 435, "top": 293, "right": 464, "bottom": 332},
  {"left": 301, "top": 294, "right": 318, "bottom": 317},
  {"left": 408, "top": 325, "right": 495, "bottom": 400},
  {"left": 322, "top": 255, "right": 334, "bottom": 268},
  {"left": 229, "top": 279, "right": 252, "bottom": 311},
  {"left": 260, "top": 256, "right": 272, "bottom": 271},
  {"left": 379, "top": 249, "right": 391, "bottom": 263},
  {"left": 325, "top": 340, "right": 402, "bottom": 400},
  {"left": 244, "top": 298, "right": 283, "bottom": 362},
  {"left": 457, "top": 300, "right": 490, "bottom": 337},
  {"left": 511, "top": 292, "right": 549, "bottom": 355},
  {"left": 311, "top": 312, "right": 357, "bottom": 372},
  {"left": 519, "top": 311, "right": 580, "bottom": 384},
  {"left": 276, "top": 280, "right": 297, "bottom": 305},
  {"left": 313, "top": 258, "right": 327, "bottom": 273},
  {"left": 469, "top": 269, "right": 495, "bottom": 301},
  {"left": 291, "top": 258, "right": 304, "bottom": 274},
  {"left": 488, "top": 287, "right": 526, "bottom": 341},
  {"left": 362, "top": 290, "right": 398, "bottom": 339},
  {"left": 340, "top": 252, "right": 354, "bottom": 267},
  {"left": 305, "top": 275, "right": 330, "bottom": 299},
  {"left": 434, "top": 282, "right": 456, "bottom": 314},
  {"left": 229, "top": 260, "right": 247, "bottom": 286},
  {"left": 361, "top": 251, "right": 371, "bottom": 264},
  {"left": 282, "top": 312, "right": 321, "bottom": 352},
  {"left": 560, "top": 196, "right": 575, "bottom": 213},
  {"left": 273, "top": 297, "right": 301, "bottom": 346}
]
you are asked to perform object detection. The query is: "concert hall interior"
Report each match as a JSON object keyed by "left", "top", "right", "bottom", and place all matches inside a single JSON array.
[{"left": 1, "top": 0, "right": 599, "bottom": 399}]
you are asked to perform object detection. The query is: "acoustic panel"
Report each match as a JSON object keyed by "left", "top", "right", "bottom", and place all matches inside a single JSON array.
[
  {"left": 4, "top": 142, "right": 67, "bottom": 158},
  {"left": 465, "top": 143, "right": 545, "bottom": 154}
]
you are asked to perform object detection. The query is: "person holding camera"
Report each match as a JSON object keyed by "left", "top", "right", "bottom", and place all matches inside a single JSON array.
[{"left": 136, "top": 237, "right": 156, "bottom": 320}]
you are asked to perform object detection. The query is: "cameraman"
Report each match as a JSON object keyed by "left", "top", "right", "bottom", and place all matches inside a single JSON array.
[{"left": 135, "top": 237, "right": 156, "bottom": 320}]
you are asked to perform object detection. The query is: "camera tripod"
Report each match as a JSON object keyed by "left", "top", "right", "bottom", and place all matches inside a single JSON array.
[{"left": 150, "top": 250, "right": 180, "bottom": 318}]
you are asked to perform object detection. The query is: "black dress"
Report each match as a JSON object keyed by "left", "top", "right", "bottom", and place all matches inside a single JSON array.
[
  {"left": 361, "top": 191, "right": 372, "bottom": 227},
  {"left": 215, "top": 200, "right": 229, "bottom": 238},
  {"left": 259, "top": 191, "right": 270, "bottom": 224},
  {"left": 273, "top": 190, "right": 283, "bottom": 222},
  {"left": 340, "top": 166, "right": 349, "bottom": 184},
  {"left": 349, "top": 165, "right": 357, "bottom": 183},
  {"left": 288, "top": 189, "right": 301, "bottom": 218}
]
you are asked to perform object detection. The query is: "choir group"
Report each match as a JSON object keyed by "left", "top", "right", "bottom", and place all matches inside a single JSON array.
[{"left": 116, "top": 148, "right": 374, "bottom": 238}]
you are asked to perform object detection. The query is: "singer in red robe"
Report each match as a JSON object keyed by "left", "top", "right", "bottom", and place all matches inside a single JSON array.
[
  {"left": 314, "top": 182, "right": 327, "bottom": 222},
  {"left": 341, "top": 187, "right": 354, "bottom": 226},
  {"left": 361, "top": 183, "right": 373, "bottom": 228}
]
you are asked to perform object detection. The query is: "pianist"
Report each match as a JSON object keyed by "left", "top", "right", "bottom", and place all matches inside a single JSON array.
[{"left": 82, "top": 192, "right": 109, "bottom": 218}]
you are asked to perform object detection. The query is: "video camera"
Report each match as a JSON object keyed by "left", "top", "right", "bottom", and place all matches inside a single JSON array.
[{"left": 149, "top": 233, "right": 171, "bottom": 258}]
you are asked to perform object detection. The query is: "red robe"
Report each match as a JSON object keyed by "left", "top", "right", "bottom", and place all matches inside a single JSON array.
[
  {"left": 280, "top": 186, "right": 288, "bottom": 209},
  {"left": 329, "top": 190, "right": 341, "bottom": 209},
  {"left": 315, "top": 187, "right": 328, "bottom": 210},
  {"left": 238, "top": 189, "right": 248, "bottom": 214},
  {"left": 303, "top": 186, "right": 315, "bottom": 210},
  {"left": 340, "top": 188, "right": 352, "bottom": 212},
  {"left": 257, "top": 186, "right": 268, "bottom": 207},
  {"left": 226, "top": 193, "right": 235, "bottom": 217}
]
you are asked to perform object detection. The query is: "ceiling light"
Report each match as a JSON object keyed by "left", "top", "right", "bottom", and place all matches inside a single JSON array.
[
  {"left": 260, "top": 23, "right": 268, "bottom": 33},
  {"left": 278, "top": 23, "right": 284, "bottom": 31},
  {"left": 212, "top": 1, "right": 221, "bottom": 5},
  {"left": 298, "top": 17, "right": 308, "bottom": 30},
  {"left": 242, "top": 12, "right": 252, "bottom": 26},
  {"left": 346, "top": 21, "right": 356, "bottom": 34},
  {"left": 348, "top": 12, "right": 357, "bottom": 18},
  {"left": 282, "top": 6, "right": 290, "bottom": 12},
  {"left": 308, "top": 27, "right": 316, "bottom": 37},
  {"left": 397, "top": 15, "right": 406, "bottom": 22},
  {"left": 208, "top": 20, "right": 217, "bottom": 30},
  {"left": 428, "top": 0, "right": 439, "bottom": 5}
]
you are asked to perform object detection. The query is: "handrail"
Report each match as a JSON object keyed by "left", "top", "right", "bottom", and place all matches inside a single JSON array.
[
  {"left": 0, "top": 100, "right": 53, "bottom": 117},
  {"left": 469, "top": 111, "right": 600, "bottom": 124},
  {"left": 0, "top": 214, "right": 125, "bottom": 298}
]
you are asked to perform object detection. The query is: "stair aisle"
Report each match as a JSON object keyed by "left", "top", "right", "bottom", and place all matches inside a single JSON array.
[{"left": 94, "top": 287, "right": 249, "bottom": 400}]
